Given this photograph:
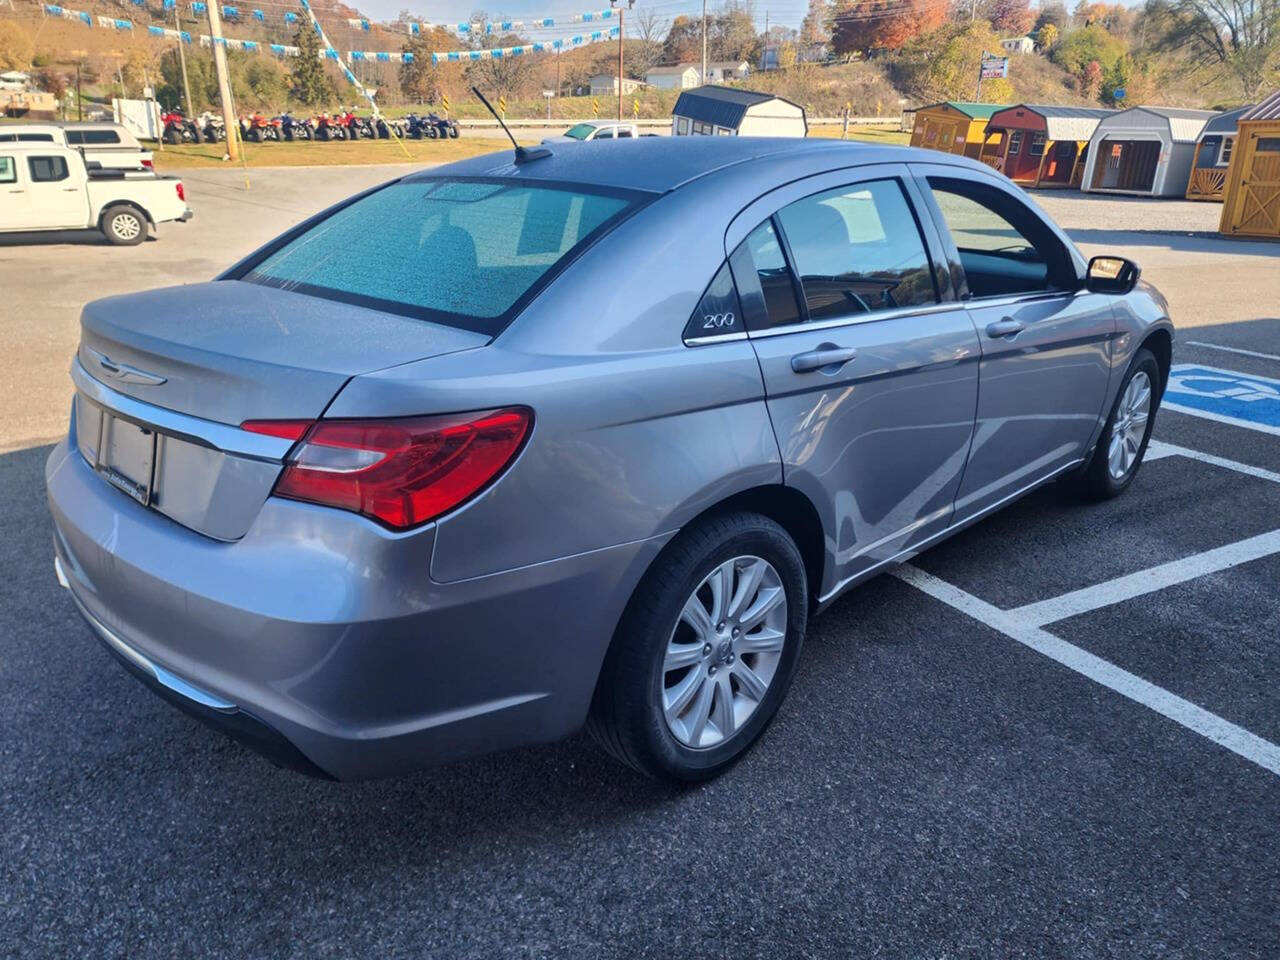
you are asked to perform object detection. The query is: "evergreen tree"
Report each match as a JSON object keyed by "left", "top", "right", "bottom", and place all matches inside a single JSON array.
[{"left": 291, "top": 24, "right": 334, "bottom": 106}]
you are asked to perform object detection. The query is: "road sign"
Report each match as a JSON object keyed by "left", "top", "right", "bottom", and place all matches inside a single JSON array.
[
  {"left": 1113, "top": 87, "right": 1126, "bottom": 100},
  {"left": 979, "top": 54, "right": 1009, "bottom": 80},
  {"left": 632, "top": 98, "right": 639, "bottom": 118},
  {"left": 497, "top": 95, "right": 506, "bottom": 116},
  {"left": 441, "top": 93, "right": 450, "bottom": 117},
  {"left": 1164, "top": 364, "right": 1280, "bottom": 435},
  {"left": 592, "top": 97, "right": 599, "bottom": 117}
]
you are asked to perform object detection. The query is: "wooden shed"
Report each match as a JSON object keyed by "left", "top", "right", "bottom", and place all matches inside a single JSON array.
[
  {"left": 1219, "top": 90, "right": 1280, "bottom": 238},
  {"left": 909, "top": 102, "right": 1002, "bottom": 160},
  {"left": 980, "top": 104, "right": 1114, "bottom": 188},
  {"left": 671, "top": 85, "right": 807, "bottom": 138},
  {"left": 1082, "top": 106, "right": 1218, "bottom": 197},
  {"left": 1186, "top": 105, "right": 1252, "bottom": 201}
]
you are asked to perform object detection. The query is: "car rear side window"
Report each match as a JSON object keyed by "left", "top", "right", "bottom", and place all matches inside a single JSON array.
[
  {"left": 683, "top": 262, "right": 744, "bottom": 342},
  {"left": 27, "top": 155, "right": 69, "bottom": 182},
  {"left": 732, "top": 219, "right": 802, "bottom": 330},
  {"left": 242, "top": 178, "right": 644, "bottom": 335},
  {"left": 0, "top": 157, "right": 14, "bottom": 183},
  {"left": 775, "top": 179, "right": 937, "bottom": 322},
  {"left": 67, "top": 130, "right": 122, "bottom": 145}
]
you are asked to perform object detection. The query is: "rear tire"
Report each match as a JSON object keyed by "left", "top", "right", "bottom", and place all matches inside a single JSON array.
[
  {"left": 1067, "top": 347, "right": 1162, "bottom": 501},
  {"left": 163, "top": 127, "right": 181, "bottom": 145},
  {"left": 101, "top": 205, "right": 147, "bottom": 246},
  {"left": 587, "top": 512, "right": 808, "bottom": 782}
]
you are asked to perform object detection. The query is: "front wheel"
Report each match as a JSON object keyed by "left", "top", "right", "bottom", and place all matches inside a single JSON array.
[
  {"left": 1068, "top": 347, "right": 1162, "bottom": 500},
  {"left": 588, "top": 512, "right": 808, "bottom": 782},
  {"left": 102, "top": 205, "right": 147, "bottom": 246},
  {"left": 449, "top": 126, "right": 459, "bottom": 138}
]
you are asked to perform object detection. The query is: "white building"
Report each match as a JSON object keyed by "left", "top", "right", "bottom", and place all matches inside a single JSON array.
[
  {"left": 0, "top": 71, "right": 30, "bottom": 93},
  {"left": 706, "top": 60, "right": 751, "bottom": 83},
  {"left": 588, "top": 75, "right": 645, "bottom": 97},
  {"left": 672, "top": 85, "right": 806, "bottom": 138},
  {"left": 999, "top": 36, "right": 1036, "bottom": 55},
  {"left": 645, "top": 65, "right": 700, "bottom": 90}
]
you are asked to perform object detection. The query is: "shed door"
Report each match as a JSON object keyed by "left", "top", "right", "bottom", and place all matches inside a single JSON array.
[
  {"left": 1092, "top": 138, "right": 1161, "bottom": 192},
  {"left": 1226, "top": 132, "right": 1280, "bottom": 237}
]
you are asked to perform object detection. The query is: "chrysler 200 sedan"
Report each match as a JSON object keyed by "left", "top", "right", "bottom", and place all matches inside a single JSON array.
[{"left": 46, "top": 138, "right": 1172, "bottom": 782}]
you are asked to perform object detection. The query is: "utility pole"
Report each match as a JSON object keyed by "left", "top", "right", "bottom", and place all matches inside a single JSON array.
[
  {"left": 612, "top": 0, "right": 634, "bottom": 122},
  {"left": 175, "top": 6, "right": 193, "bottom": 117},
  {"left": 701, "top": 0, "right": 708, "bottom": 84},
  {"left": 205, "top": 0, "right": 239, "bottom": 160},
  {"left": 764, "top": 11, "right": 769, "bottom": 71},
  {"left": 75, "top": 62, "right": 83, "bottom": 121}
]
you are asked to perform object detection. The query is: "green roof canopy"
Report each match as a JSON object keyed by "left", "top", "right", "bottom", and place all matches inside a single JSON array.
[{"left": 920, "top": 102, "right": 1005, "bottom": 119}]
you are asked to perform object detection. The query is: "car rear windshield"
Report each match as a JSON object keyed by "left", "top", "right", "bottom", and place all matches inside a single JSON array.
[
  {"left": 241, "top": 177, "right": 642, "bottom": 335},
  {"left": 563, "top": 124, "right": 596, "bottom": 140}
]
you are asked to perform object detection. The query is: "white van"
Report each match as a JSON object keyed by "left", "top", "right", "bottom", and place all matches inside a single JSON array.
[{"left": 0, "top": 122, "right": 154, "bottom": 171}]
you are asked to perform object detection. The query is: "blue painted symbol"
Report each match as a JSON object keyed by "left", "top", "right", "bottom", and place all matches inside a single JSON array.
[
  {"left": 1164, "top": 364, "right": 1280, "bottom": 435},
  {"left": 1113, "top": 87, "right": 1126, "bottom": 100}
]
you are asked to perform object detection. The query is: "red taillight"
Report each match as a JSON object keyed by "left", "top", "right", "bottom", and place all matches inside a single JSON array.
[
  {"left": 175, "top": 181, "right": 185, "bottom": 201},
  {"left": 142, "top": 158, "right": 154, "bottom": 169},
  {"left": 268, "top": 408, "right": 532, "bottom": 530},
  {"left": 242, "top": 419, "right": 312, "bottom": 441}
]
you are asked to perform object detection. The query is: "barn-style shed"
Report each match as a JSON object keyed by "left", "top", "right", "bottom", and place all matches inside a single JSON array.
[
  {"left": 909, "top": 102, "right": 1002, "bottom": 160},
  {"left": 1219, "top": 89, "right": 1280, "bottom": 237},
  {"left": 1082, "top": 106, "right": 1218, "bottom": 197},
  {"left": 980, "top": 104, "right": 1114, "bottom": 188},
  {"left": 1186, "top": 105, "right": 1252, "bottom": 201}
]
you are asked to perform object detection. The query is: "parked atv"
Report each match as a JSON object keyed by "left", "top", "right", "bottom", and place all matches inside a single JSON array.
[
  {"left": 161, "top": 110, "right": 203, "bottom": 145},
  {"left": 241, "top": 112, "right": 281, "bottom": 143},
  {"left": 423, "top": 113, "right": 460, "bottom": 139},
  {"left": 313, "top": 113, "right": 344, "bottom": 141},
  {"left": 200, "top": 112, "right": 225, "bottom": 143},
  {"left": 279, "top": 114, "right": 314, "bottom": 142}
]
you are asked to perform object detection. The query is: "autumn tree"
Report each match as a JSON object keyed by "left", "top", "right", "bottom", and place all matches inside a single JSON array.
[
  {"left": 1146, "top": 0, "right": 1280, "bottom": 98},
  {"left": 662, "top": 15, "right": 703, "bottom": 64},
  {"left": 1037, "top": 23, "right": 1059, "bottom": 50},
  {"left": 800, "top": 0, "right": 833, "bottom": 49},
  {"left": 0, "top": 21, "right": 33, "bottom": 71},
  {"left": 1080, "top": 58, "right": 1103, "bottom": 98},
  {"left": 987, "top": 0, "right": 1035, "bottom": 36},
  {"left": 895, "top": 22, "right": 1014, "bottom": 102},
  {"left": 400, "top": 27, "right": 461, "bottom": 103},
  {"left": 831, "top": 0, "right": 947, "bottom": 58}
]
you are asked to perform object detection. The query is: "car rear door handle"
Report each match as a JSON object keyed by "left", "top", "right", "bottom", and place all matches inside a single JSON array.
[
  {"left": 986, "top": 317, "right": 1025, "bottom": 338},
  {"left": 791, "top": 344, "right": 858, "bottom": 374}
]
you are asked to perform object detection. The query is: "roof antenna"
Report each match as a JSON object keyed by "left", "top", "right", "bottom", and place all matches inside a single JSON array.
[{"left": 472, "top": 86, "right": 551, "bottom": 164}]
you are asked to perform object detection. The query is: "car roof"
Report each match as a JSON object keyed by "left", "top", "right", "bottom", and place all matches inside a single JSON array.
[{"left": 411, "top": 136, "right": 980, "bottom": 194}]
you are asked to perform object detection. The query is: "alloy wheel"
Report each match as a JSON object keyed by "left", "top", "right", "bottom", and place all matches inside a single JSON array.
[
  {"left": 111, "top": 214, "right": 141, "bottom": 241},
  {"left": 662, "top": 555, "right": 788, "bottom": 749},
  {"left": 1108, "top": 370, "right": 1152, "bottom": 480}
]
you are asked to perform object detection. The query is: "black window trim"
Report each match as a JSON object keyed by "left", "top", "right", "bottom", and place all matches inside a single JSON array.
[{"left": 227, "top": 174, "right": 658, "bottom": 338}]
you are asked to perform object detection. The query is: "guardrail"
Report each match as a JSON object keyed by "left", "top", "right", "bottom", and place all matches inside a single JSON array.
[{"left": 453, "top": 116, "right": 902, "bottom": 128}]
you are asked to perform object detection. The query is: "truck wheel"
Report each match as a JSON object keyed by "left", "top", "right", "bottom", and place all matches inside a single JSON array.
[{"left": 102, "top": 205, "right": 148, "bottom": 246}]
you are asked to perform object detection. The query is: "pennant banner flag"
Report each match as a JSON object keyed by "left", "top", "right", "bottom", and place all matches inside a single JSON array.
[
  {"left": 429, "top": 25, "right": 618, "bottom": 64},
  {"left": 43, "top": 4, "right": 94, "bottom": 26},
  {"left": 408, "top": 8, "right": 614, "bottom": 35}
]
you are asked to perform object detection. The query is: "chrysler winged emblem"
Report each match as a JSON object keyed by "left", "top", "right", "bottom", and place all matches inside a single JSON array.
[{"left": 87, "top": 349, "right": 167, "bottom": 387}]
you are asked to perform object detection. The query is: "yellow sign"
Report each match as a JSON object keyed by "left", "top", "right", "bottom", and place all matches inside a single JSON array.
[
  {"left": 592, "top": 98, "right": 599, "bottom": 117},
  {"left": 441, "top": 93, "right": 450, "bottom": 116},
  {"left": 632, "top": 99, "right": 639, "bottom": 118},
  {"left": 497, "top": 95, "right": 506, "bottom": 116}
]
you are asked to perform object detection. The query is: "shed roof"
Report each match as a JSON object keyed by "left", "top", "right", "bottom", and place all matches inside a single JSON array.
[
  {"left": 647, "top": 64, "right": 699, "bottom": 75},
  {"left": 919, "top": 102, "right": 1005, "bottom": 119},
  {"left": 1201, "top": 105, "right": 1253, "bottom": 135},
  {"left": 1241, "top": 89, "right": 1280, "bottom": 121},
  {"left": 1098, "top": 106, "right": 1218, "bottom": 142},
  {"left": 673, "top": 85, "right": 802, "bottom": 128},
  {"left": 990, "top": 104, "right": 1115, "bottom": 141}
]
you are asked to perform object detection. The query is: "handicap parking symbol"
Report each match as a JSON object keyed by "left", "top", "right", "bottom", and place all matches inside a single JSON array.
[{"left": 1164, "top": 364, "right": 1280, "bottom": 435}]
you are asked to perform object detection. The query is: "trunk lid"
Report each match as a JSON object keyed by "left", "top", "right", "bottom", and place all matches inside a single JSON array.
[
  {"left": 74, "top": 280, "right": 488, "bottom": 540},
  {"left": 78, "top": 280, "right": 487, "bottom": 424}
]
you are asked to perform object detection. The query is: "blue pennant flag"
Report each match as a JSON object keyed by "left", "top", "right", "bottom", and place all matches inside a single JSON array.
[
  {"left": 252, "top": 8, "right": 264, "bottom": 20},
  {"left": 283, "top": 10, "right": 296, "bottom": 22}
]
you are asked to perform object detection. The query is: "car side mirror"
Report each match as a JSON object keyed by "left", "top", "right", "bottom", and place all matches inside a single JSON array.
[{"left": 1086, "top": 255, "right": 1141, "bottom": 295}]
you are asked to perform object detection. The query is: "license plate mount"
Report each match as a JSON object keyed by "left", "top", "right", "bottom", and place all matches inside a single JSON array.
[{"left": 95, "top": 413, "right": 157, "bottom": 507}]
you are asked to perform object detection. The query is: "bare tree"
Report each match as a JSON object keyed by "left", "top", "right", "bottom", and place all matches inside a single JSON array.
[
  {"left": 1146, "top": 0, "right": 1280, "bottom": 99},
  {"left": 630, "top": 9, "right": 669, "bottom": 78}
]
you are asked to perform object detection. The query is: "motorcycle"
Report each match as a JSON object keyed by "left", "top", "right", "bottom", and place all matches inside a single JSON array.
[
  {"left": 279, "top": 114, "right": 314, "bottom": 142},
  {"left": 161, "top": 110, "right": 202, "bottom": 145}
]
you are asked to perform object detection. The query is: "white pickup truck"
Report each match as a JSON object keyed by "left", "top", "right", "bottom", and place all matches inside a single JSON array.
[
  {"left": 542, "top": 120, "right": 640, "bottom": 143},
  {"left": 0, "top": 145, "right": 191, "bottom": 245}
]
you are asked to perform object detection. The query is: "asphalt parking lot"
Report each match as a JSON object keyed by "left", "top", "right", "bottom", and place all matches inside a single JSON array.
[{"left": 2, "top": 163, "right": 1279, "bottom": 957}]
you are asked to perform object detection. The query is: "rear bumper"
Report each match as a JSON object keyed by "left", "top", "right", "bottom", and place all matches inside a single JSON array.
[
  {"left": 176, "top": 208, "right": 193, "bottom": 223},
  {"left": 46, "top": 438, "right": 668, "bottom": 780}
]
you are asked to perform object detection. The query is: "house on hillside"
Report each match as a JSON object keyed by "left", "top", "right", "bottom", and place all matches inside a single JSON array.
[
  {"left": 0, "top": 71, "right": 30, "bottom": 93},
  {"left": 707, "top": 61, "right": 751, "bottom": 83},
  {"left": 671, "top": 85, "right": 806, "bottom": 137},
  {"left": 646, "top": 65, "right": 701, "bottom": 90},
  {"left": 1082, "top": 105, "right": 1218, "bottom": 197},
  {"left": 1000, "top": 36, "right": 1036, "bottom": 55},
  {"left": 589, "top": 75, "right": 645, "bottom": 97}
]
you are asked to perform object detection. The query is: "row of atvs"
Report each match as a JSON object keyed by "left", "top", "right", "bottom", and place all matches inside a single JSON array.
[{"left": 161, "top": 110, "right": 460, "bottom": 145}]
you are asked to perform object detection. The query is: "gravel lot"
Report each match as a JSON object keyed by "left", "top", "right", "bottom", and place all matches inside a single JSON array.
[{"left": 2, "top": 158, "right": 1278, "bottom": 958}]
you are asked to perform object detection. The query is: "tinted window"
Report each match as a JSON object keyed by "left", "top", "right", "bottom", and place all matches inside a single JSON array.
[
  {"left": 563, "top": 123, "right": 594, "bottom": 140},
  {"left": 243, "top": 178, "right": 641, "bottom": 334},
  {"left": 734, "top": 219, "right": 801, "bottom": 329},
  {"left": 928, "top": 177, "right": 1075, "bottom": 298},
  {"left": 682, "top": 262, "right": 744, "bottom": 342},
  {"left": 67, "top": 129, "right": 121, "bottom": 145},
  {"left": 0, "top": 156, "right": 14, "bottom": 183},
  {"left": 0, "top": 132, "right": 55, "bottom": 142},
  {"left": 775, "top": 179, "right": 937, "bottom": 321},
  {"left": 27, "top": 155, "right": 69, "bottom": 182}
]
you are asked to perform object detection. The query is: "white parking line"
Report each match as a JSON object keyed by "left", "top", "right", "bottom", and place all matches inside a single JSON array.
[
  {"left": 1185, "top": 341, "right": 1280, "bottom": 363},
  {"left": 1147, "top": 440, "right": 1280, "bottom": 485},
  {"left": 893, "top": 565, "right": 1280, "bottom": 777},
  {"left": 1009, "top": 529, "right": 1280, "bottom": 626}
]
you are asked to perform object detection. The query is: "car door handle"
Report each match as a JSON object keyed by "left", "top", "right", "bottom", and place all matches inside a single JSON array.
[
  {"left": 791, "top": 344, "right": 857, "bottom": 373},
  {"left": 986, "top": 317, "right": 1025, "bottom": 338}
]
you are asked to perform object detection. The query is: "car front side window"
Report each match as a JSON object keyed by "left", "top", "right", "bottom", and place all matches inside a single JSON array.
[
  {"left": 27, "top": 156, "right": 69, "bottom": 183},
  {"left": 927, "top": 177, "right": 1076, "bottom": 299}
]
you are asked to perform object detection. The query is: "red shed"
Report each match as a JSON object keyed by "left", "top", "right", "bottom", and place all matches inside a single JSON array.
[{"left": 980, "top": 105, "right": 1115, "bottom": 188}]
